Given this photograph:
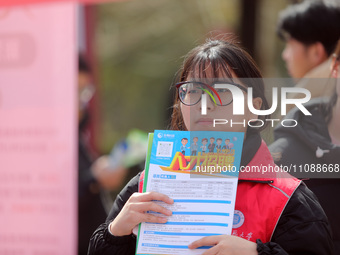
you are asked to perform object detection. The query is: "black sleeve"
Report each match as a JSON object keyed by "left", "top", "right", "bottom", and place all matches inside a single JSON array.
[
  {"left": 87, "top": 172, "right": 141, "bottom": 255},
  {"left": 257, "top": 182, "right": 333, "bottom": 255},
  {"left": 88, "top": 175, "right": 333, "bottom": 255}
]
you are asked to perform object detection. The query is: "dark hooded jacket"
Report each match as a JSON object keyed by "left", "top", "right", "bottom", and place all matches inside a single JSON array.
[{"left": 269, "top": 98, "right": 340, "bottom": 254}]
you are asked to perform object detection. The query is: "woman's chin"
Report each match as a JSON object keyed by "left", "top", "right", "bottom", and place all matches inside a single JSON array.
[{"left": 189, "top": 124, "right": 217, "bottom": 132}]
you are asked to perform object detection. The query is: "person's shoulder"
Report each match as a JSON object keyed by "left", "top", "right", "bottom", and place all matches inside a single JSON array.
[
  {"left": 269, "top": 136, "right": 302, "bottom": 165},
  {"left": 268, "top": 133, "right": 301, "bottom": 153},
  {"left": 272, "top": 182, "right": 333, "bottom": 254},
  {"left": 118, "top": 172, "right": 141, "bottom": 196},
  {"left": 268, "top": 137, "right": 291, "bottom": 152},
  {"left": 288, "top": 182, "right": 328, "bottom": 221},
  {"left": 278, "top": 181, "right": 331, "bottom": 233}
]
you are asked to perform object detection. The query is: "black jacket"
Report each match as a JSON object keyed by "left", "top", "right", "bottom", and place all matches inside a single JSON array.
[
  {"left": 89, "top": 131, "right": 333, "bottom": 255},
  {"left": 78, "top": 113, "right": 107, "bottom": 255},
  {"left": 269, "top": 98, "right": 340, "bottom": 254}
]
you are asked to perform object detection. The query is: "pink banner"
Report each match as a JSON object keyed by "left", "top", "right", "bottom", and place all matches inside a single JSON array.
[
  {"left": 0, "top": 2, "right": 77, "bottom": 255},
  {"left": 0, "top": 0, "right": 112, "bottom": 7}
]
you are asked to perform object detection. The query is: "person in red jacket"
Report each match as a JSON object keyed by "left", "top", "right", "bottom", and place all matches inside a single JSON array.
[{"left": 88, "top": 38, "right": 333, "bottom": 255}]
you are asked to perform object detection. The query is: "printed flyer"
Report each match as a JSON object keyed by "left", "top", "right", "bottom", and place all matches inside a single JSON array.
[{"left": 136, "top": 130, "right": 244, "bottom": 255}]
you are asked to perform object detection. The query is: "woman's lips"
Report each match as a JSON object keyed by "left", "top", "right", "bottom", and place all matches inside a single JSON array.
[{"left": 195, "top": 118, "right": 214, "bottom": 125}]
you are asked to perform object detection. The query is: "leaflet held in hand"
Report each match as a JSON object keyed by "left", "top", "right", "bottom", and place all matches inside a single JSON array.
[{"left": 136, "top": 130, "right": 244, "bottom": 255}]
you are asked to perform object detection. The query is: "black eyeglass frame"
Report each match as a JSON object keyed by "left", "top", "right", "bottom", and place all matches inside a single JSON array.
[{"left": 175, "top": 81, "right": 248, "bottom": 106}]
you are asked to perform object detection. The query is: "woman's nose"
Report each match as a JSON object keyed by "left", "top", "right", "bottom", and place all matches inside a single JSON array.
[{"left": 198, "top": 93, "right": 216, "bottom": 114}]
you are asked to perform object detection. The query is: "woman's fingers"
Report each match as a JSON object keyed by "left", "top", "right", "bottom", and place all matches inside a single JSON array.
[
  {"left": 110, "top": 192, "right": 173, "bottom": 236},
  {"left": 201, "top": 245, "right": 220, "bottom": 255},
  {"left": 137, "top": 191, "right": 174, "bottom": 204},
  {"left": 137, "top": 201, "right": 172, "bottom": 216},
  {"left": 143, "top": 213, "right": 168, "bottom": 223},
  {"left": 188, "top": 235, "right": 223, "bottom": 249}
]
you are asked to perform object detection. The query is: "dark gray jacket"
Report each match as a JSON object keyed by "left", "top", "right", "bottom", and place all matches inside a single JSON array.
[{"left": 269, "top": 98, "right": 340, "bottom": 254}]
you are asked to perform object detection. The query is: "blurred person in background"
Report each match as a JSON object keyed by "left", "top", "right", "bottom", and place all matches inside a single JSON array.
[
  {"left": 269, "top": 40, "right": 340, "bottom": 254},
  {"left": 78, "top": 54, "right": 147, "bottom": 254},
  {"left": 277, "top": 0, "right": 340, "bottom": 108},
  {"left": 78, "top": 54, "right": 127, "bottom": 254},
  {"left": 78, "top": 54, "right": 108, "bottom": 255}
]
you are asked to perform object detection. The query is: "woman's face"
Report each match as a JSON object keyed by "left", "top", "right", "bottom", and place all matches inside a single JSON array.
[
  {"left": 337, "top": 66, "right": 340, "bottom": 98},
  {"left": 180, "top": 69, "right": 262, "bottom": 132},
  {"left": 331, "top": 57, "right": 340, "bottom": 96}
]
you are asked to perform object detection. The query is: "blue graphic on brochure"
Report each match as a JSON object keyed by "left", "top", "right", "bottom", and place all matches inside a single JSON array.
[{"left": 151, "top": 130, "right": 244, "bottom": 177}]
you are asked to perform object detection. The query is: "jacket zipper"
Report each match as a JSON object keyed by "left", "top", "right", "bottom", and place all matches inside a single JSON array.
[{"left": 238, "top": 180, "right": 274, "bottom": 184}]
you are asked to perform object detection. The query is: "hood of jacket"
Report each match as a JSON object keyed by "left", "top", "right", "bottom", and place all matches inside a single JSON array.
[{"left": 274, "top": 98, "right": 340, "bottom": 163}]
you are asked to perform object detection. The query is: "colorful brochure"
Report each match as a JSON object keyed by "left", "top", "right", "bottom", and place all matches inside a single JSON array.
[{"left": 136, "top": 130, "right": 244, "bottom": 255}]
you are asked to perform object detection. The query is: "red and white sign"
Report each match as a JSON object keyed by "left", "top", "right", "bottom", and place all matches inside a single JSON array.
[
  {"left": 0, "top": 0, "right": 110, "bottom": 7},
  {"left": 0, "top": 2, "right": 77, "bottom": 254}
]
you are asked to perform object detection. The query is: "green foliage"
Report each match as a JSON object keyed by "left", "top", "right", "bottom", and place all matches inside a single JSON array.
[
  {"left": 94, "top": 0, "right": 240, "bottom": 152},
  {"left": 93, "top": 0, "right": 288, "bottom": 152}
]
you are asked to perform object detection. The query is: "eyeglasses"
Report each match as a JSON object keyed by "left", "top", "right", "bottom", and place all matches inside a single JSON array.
[{"left": 175, "top": 81, "right": 247, "bottom": 106}]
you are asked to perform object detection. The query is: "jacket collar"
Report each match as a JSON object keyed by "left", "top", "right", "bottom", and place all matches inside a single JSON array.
[
  {"left": 240, "top": 128, "right": 262, "bottom": 167},
  {"left": 239, "top": 129, "right": 277, "bottom": 181},
  {"left": 239, "top": 140, "right": 278, "bottom": 182}
]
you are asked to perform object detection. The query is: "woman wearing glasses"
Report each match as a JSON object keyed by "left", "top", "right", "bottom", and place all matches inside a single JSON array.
[{"left": 88, "top": 39, "right": 332, "bottom": 255}]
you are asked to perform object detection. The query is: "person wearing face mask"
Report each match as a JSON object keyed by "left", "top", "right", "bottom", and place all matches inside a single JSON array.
[
  {"left": 269, "top": 40, "right": 340, "bottom": 254},
  {"left": 88, "top": 38, "right": 333, "bottom": 255}
]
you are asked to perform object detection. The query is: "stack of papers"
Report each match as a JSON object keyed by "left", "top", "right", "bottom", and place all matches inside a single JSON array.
[{"left": 136, "top": 130, "right": 244, "bottom": 255}]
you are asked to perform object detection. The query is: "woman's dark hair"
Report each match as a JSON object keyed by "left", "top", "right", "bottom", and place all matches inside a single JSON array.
[
  {"left": 170, "top": 38, "right": 270, "bottom": 132},
  {"left": 324, "top": 39, "right": 340, "bottom": 123},
  {"left": 277, "top": 1, "right": 340, "bottom": 56}
]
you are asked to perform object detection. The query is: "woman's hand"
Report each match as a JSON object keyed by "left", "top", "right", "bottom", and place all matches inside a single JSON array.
[
  {"left": 189, "top": 235, "right": 258, "bottom": 255},
  {"left": 109, "top": 191, "right": 173, "bottom": 236},
  {"left": 91, "top": 155, "right": 128, "bottom": 190}
]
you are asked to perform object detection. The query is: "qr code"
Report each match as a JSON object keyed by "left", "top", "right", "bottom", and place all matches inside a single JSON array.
[{"left": 156, "top": 141, "right": 173, "bottom": 157}]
